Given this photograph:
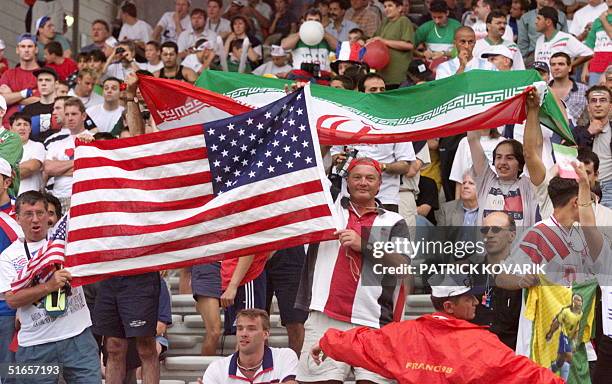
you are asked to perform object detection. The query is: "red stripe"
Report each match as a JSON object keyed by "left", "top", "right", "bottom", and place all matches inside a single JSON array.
[
  {"left": 65, "top": 204, "right": 332, "bottom": 266},
  {"left": 69, "top": 229, "right": 336, "bottom": 287},
  {"left": 68, "top": 179, "right": 323, "bottom": 241},
  {"left": 76, "top": 124, "right": 205, "bottom": 150},
  {"left": 522, "top": 230, "right": 555, "bottom": 262},
  {"left": 0, "top": 217, "right": 17, "bottom": 242},
  {"left": 535, "top": 223, "right": 571, "bottom": 260},
  {"left": 316, "top": 88, "right": 530, "bottom": 145},
  {"left": 72, "top": 171, "right": 212, "bottom": 194},
  {"left": 74, "top": 147, "right": 208, "bottom": 171},
  {"left": 519, "top": 244, "right": 543, "bottom": 264},
  {"left": 70, "top": 195, "right": 214, "bottom": 217},
  {"left": 393, "top": 285, "right": 406, "bottom": 322}
]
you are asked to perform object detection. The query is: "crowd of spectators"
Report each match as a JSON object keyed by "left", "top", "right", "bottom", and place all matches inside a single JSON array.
[{"left": 0, "top": 0, "right": 610, "bottom": 382}]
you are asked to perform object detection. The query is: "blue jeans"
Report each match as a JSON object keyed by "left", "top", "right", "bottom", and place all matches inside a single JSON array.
[
  {"left": 0, "top": 315, "right": 16, "bottom": 384},
  {"left": 15, "top": 328, "right": 101, "bottom": 384},
  {"left": 601, "top": 179, "right": 612, "bottom": 209}
]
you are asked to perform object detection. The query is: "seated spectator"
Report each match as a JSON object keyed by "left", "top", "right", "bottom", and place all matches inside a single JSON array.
[
  {"left": 35, "top": 16, "right": 72, "bottom": 63},
  {"left": 225, "top": 15, "right": 264, "bottom": 69},
  {"left": 437, "top": 171, "right": 479, "bottom": 226},
  {"left": 281, "top": 9, "right": 338, "bottom": 72},
  {"left": 155, "top": 41, "right": 198, "bottom": 82},
  {"left": 329, "top": 74, "right": 355, "bottom": 89},
  {"left": 138, "top": 41, "right": 164, "bottom": 73},
  {"left": 266, "top": 0, "right": 299, "bottom": 45},
  {"left": 22, "top": 67, "right": 58, "bottom": 142},
  {"left": 43, "top": 41, "right": 78, "bottom": 82},
  {"left": 252, "top": 45, "right": 292, "bottom": 77},
  {"left": 68, "top": 69, "right": 104, "bottom": 109},
  {"left": 371, "top": 0, "right": 415, "bottom": 87},
  {"left": 153, "top": 0, "right": 192, "bottom": 44},
  {"left": 531, "top": 60, "right": 550, "bottom": 82},
  {"left": 549, "top": 52, "right": 588, "bottom": 127},
  {"left": 414, "top": 0, "right": 461, "bottom": 62},
  {"left": 201, "top": 309, "right": 298, "bottom": 383},
  {"left": 9, "top": 113, "right": 45, "bottom": 195},
  {"left": 182, "top": 39, "right": 220, "bottom": 75},
  {"left": 177, "top": 8, "right": 218, "bottom": 59},
  {"left": 118, "top": 2, "right": 153, "bottom": 50},
  {"left": 225, "top": 39, "right": 254, "bottom": 73},
  {"left": 206, "top": 0, "right": 232, "bottom": 40},
  {"left": 325, "top": 0, "right": 358, "bottom": 42},
  {"left": 480, "top": 44, "right": 514, "bottom": 71},
  {"left": 1, "top": 191, "right": 101, "bottom": 383},
  {"left": 81, "top": 19, "right": 112, "bottom": 53},
  {"left": 403, "top": 58, "right": 434, "bottom": 86},
  {"left": 102, "top": 40, "right": 141, "bottom": 81},
  {"left": 0, "top": 40, "right": 8, "bottom": 76},
  {"left": 86, "top": 77, "right": 125, "bottom": 134},
  {"left": 435, "top": 26, "right": 495, "bottom": 79},
  {"left": 55, "top": 80, "right": 69, "bottom": 96},
  {"left": 345, "top": 0, "right": 381, "bottom": 37}
]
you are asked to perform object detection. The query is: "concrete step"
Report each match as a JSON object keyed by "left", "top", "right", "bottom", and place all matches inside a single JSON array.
[
  {"left": 162, "top": 356, "right": 221, "bottom": 382},
  {"left": 166, "top": 335, "right": 290, "bottom": 357}
]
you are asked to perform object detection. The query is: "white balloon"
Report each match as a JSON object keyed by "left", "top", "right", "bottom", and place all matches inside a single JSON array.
[{"left": 299, "top": 21, "right": 325, "bottom": 46}]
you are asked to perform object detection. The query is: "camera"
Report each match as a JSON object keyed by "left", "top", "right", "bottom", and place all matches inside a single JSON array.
[
  {"left": 300, "top": 62, "right": 321, "bottom": 77},
  {"left": 141, "top": 110, "right": 151, "bottom": 120},
  {"left": 116, "top": 47, "right": 126, "bottom": 55},
  {"left": 336, "top": 147, "right": 359, "bottom": 178}
]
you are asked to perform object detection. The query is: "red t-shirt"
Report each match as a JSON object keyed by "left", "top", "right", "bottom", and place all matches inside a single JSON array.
[
  {"left": 220, "top": 252, "right": 269, "bottom": 290},
  {"left": 0, "top": 58, "right": 9, "bottom": 76},
  {"left": 47, "top": 58, "right": 78, "bottom": 82},
  {"left": 0, "top": 66, "right": 38, "bottom": 127}
]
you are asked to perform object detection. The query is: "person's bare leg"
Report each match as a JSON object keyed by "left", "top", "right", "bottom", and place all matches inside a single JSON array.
[
  {"left": 286, "top": 322, "right": 305, "bottom": 355},
  {"left": 196, "top": 296, "right": 222, "bottom": 355},
  {"left": 105, "top": 337, "right": 128, "bottom": 384},
  {"left": 135, "top": 336, "right": 160, "bottom": 384},
  {"left": 179, "top": 268, "right": 192, "bottom": 294}
]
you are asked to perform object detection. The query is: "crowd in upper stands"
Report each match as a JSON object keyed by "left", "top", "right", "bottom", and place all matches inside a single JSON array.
[{"left": 0, "top": 0, "right": 610, "bottom": 382}]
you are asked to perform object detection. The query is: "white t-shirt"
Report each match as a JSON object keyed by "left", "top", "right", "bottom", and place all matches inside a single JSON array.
[
  {"left": 449, "top": 135, "right": 504, "bottom": 183},
  {"left": 252, "top": 61, "right": 293, "bottom": 76},
  {"left": 138, "top": 61, "right": 164, "bottom": 73},
  {"left": 330, "top": 142, "right": 416, "bottom": 205},
  {"left": 118, "top": 19, "right": 153, "bottom": 43},
  {"left": 534, "top": 30, "right": 593, "bottom": 64},
  {"left": 471, "top": 19, "right": 514, "bottom": 41},
  {"left": 205, "top": 18, "right": 232, "bottom": 36},
  {"left": 569, "top": 3, "right": 607, "bottom": 36},
  {"left": 67, "top": 89, "right": 103, "bottom": 109},
  {"left": 86, "top": 104, "right": 124, "bottom": 133},
  {"left": 473, "top": 38, "right": 526, "bottom": 70},
  {"left": 157, "top": 12, "right": 191, "bottom": 43},
  {"left": 177, "top": 29, "right": 218, "bottom": 53},
  {"left": 435, "top": 56, "right": 496, "bottom": 79},
  {"left": 511, "top": 122, "right": 555, "bottom": 172},
  {"left": 103, "top": 62, "right": 135, "bottom": 81},
  {"left": 182, "top": 54, "right": 205, "bottom": 73},
  {"left": 45, "top": 130, "right": 93, "bottom": 199},
  {"left": 18, "top": 140, "right": 46, "bottom": 195},
  {"left": 0, "top": 238, "right": 91, "bottom": 347},
  {"left": 202, "top": 347, "right": 298, "bottom": 384}
]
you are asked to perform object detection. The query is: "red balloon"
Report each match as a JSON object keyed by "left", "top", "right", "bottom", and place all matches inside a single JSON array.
[{"left": 363, "top": 40, "right": 390, "bottom": 70}]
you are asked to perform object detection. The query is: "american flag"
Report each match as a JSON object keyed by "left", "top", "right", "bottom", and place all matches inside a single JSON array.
[
  {"left": 64, "top": 87, "right": 339, "bottom": 286},
  {"left": 11, "top": 215, "right": 68, "bottom": 292}
]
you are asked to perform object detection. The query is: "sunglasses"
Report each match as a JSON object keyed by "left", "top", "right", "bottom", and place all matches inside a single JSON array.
[{"left": 479, "top": 226, "right": 504, "bottom": 234}]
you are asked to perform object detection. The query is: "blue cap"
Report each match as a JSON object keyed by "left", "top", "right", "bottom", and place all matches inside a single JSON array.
[
  {"left": 16, "top": 33, "right": 36, "bottom": 44},
  {"left": 36, "top": 16, "right": 51, "bottom": 31}
]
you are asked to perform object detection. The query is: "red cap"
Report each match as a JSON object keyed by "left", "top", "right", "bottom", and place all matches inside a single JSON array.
[{"left": 347, "top": 157, "right": 382, "bottom": 176}]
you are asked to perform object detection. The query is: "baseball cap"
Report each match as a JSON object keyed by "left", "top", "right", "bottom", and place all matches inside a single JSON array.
[
  {"left": 480, "top": 44, "right": 513, "bottom": 61},
  {"left": 34, "top": 67, "right": 59, "bottom": 80},
  {"left": 270, "top": 45, "right": 286, "bottom": 57},
  {"left": 0, "top": 95, "right": 6, "bottom": 111},
  {"left": 530, "top": 61, "right": 550, "bottom": 73},
  {"left": 36, "top": 16, "right": 52, "bottom": 31},
  {"left": 232, "top": 0, "right": 247, "bottom": 6},
  {"left": 429, "top": 274, "right": 482, "bottom": 298},
  {"left": 407, "top": 59, "right": 432, "bottom": 77},
  {"left": 17, "top": 33, "right": 36, "bottom": 44},
  {"left": 0, "top": 158, "right": 12, "bottom": 178},
  {"left": 0, "top": 40, "right": 5, "bottom": 50}
]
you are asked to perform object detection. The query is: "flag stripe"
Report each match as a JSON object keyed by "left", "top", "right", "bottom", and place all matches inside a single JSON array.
[
  {"left": 71, "top": 184, "right": 213, "bottom": 206},
  {"left": 80, "top": 124, "right": 205, "bottom": 150},
  {"left": 72, "top": 171, "right": 212, "bottom": 194},
  {"left": 69, "top": 195, "right": 215, "bottom": 217},
  {"left": 74, "top": 147, "right": 207, "bottom": 171},
  {"left": 68, "top": 179, "right": 324, "bottom": 241}
]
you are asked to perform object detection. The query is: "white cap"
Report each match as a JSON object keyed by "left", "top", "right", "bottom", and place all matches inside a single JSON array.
[
  {"left": 0, "top": 158, "right": 12, "bottom": 178},
  {"left": 105, "top": 36, "right": 118, "bottom": 48},
  {"left": 270, "top": 45, "right": 286, "bottom": 57},
  {"left": 232, "top": 0, "right": 248, "bottom": 6},
  {"left": 0, "top": 40, "right": 5, "bottom": 50},
  {"left": 429, "top": 274, "right": 480, "bottom": 298},
  {"left": 0, "top": 95, "right": 6, "bottom": 111},
  {"left": 480, "top": 44, "right": 513, "bottom": 61}
]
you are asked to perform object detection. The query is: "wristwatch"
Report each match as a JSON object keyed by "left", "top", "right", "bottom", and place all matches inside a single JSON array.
[{"left": 381, "top": 163, "right": 387, "bottom": 173}]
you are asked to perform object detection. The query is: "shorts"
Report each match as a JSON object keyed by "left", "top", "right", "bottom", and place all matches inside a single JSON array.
[
  {"left": 296, "top": 311, "right": 395, "bottom": 384},
  {"left": 266, "top": 247, "right": 309, "bottom": 325},
  {"left": 224, "top": 271, "right": 267, "bottom": 335},
  {"left": 93, "top": 272, "right": 160, "bottom": 338},
  {"left": 192, "top": 262, "right": 222, "bottom": 300},
  {"left": 558, "top": 333, "right": 574, "bottom": 353}
]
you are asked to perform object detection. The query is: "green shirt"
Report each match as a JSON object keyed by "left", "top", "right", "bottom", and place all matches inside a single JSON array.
[
  {"left": 375, "top": 16, "right": 415, "bottom": 85},
  {"left": 0, "top": 128, "right": 24, "bottom": 196},
  {"left": 415, "top": 19, "right": 461, "bottom": 53}
]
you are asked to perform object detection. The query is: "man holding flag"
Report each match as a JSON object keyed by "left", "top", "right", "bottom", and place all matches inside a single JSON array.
[{"left": 0, "top": 191, "right": 100, "bottom": 383}]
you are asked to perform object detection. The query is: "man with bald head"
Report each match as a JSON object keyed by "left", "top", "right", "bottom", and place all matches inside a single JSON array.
[{"left": 436, "top": 26, "right": 496, "bottom": 79}]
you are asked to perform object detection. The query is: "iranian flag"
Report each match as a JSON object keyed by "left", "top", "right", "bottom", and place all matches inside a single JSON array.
[{"left": 138, "top": 70, "right": 573, "bottom": 144}]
